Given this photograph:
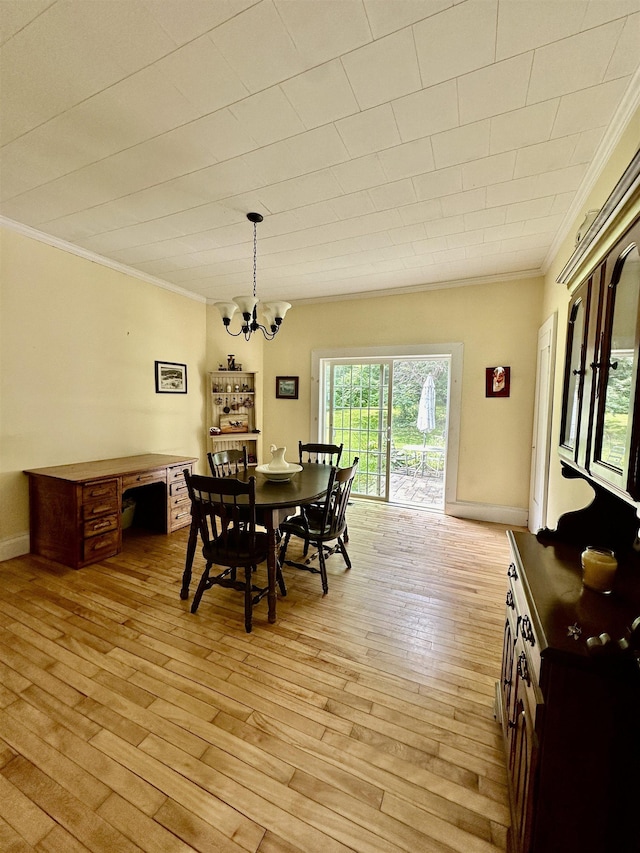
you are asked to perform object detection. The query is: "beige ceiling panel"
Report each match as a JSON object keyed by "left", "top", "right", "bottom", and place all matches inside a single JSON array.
[
  {"left": 489, "top": 100, "right": 559, "bottom": 154},
  {"left": 387, "top": 223, "right": 427, "bottom": 245},
  {"left": 462, "top": 152, "right": 517, "bottom": 190},
  {"left": 368, "top": 179, "right": 417, "bottom": 211},
  {"left": 391, "top": 79, "right": 458, "bottom": 142},
  {"left": 527, "top": 21, "right": 624, "bottom": 103},
  {"left": 458, "top": 52, "right": 533, "bottom": 125},
  {"left": 330, "top": 191, "right": 377, "bottom": 221},
  {"left": 463, "top": 205, "right": 507, "bottom": 230},
  {"left": 0, "top": 0, "right": 176, "bottom": 144},
  {"left": 378, "top": 139, "right": 435, "bottom": 182},
  {"left": 441, "top": 188, "right": 486, "bottom": 218},
  {"left": 514, "top": 136, "right": 579, "bottom": 179},
  {"left": 141, "top": 0, "right": 258, "bottom": 45},
  {"left": 341, "top": 28, "right": 421, "bottom": 110},
  {"left": 495, "top": 0, "right": 588, "bottom": 61},
  {"left": 257, "top": 170, "right": 343, "bottom": 213},
  {"left": 398, "top": 198, "right": 442, "bottom": 226},
  {"left": 364, "top": 0, "right": 453, "bottom": 39},
  {"left": 570, "top": 128, "right": 606, "bottom": 164},
  {"left": 581, "top": 0, "right": 640, "bottom": 30},
  {"left": 413, "top": 166, "right": 463, "bottom": 201},
  {"left": 155, "top": 35, "right": 250, "bottom": 114},
  {"left": 505, "top": 197, "right": 556, "bottom": 223},
  {"left": 431, "top": 121, "right": 490, "bottom": 169},
  {"left": 486, "top": 176, "right": 538, "bottom": 207},
  {"left": 230, "top": 87, "right": 306, "bottom": 146},
  {"left": 336, "top": 104, "right": 402, "bottom": 157},
  {"left": 275, "top": 0, "right": 371, "bottom": 67},
  {"left": 551, "top": 77, "right": 631, "bottom": 137},
  {"left": 534, "top": 164, "right": 586, "bottom": 196},
  {"left": 521, "top": 214, "right": 565, "bottom": 235},
  {"left": 446, "top": 228, "right": 485, "bottom": 249},
  {"left": 413, "top": 0, "right": 497, "bottom": 87},
  {"left": 605, "top": 12, "right": 640, "bottom": 78},
  {"left": 280, "top": 60, "right": 360, "bottom": 129},
  {"left": 285, "top": 125, "right": 351, "bottom": 175},
  {"left": 209, "top": 0, "right": 305, "bottom": 92},
  {"left": 0, "top": 0, "right": 55, "bottom": 45},
  {"left": 425, "top": 215, "right": 465, "bottom": 238},
  {"left": 332, "top": 155, "right": 387, "bottom": 194}
]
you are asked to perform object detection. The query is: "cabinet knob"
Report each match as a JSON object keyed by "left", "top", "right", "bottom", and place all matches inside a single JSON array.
[
  {"left": 520, "top": 615, "right": 535, "bottom": 646},
  {"left": 517, "top": 652, "right": 530, "bottom": 684},
  {"left": 506, "top": 590, "right": 514, "bottom": 609},
  {"left": 507, "top": 562, "right": 518, "bottom": 579}
]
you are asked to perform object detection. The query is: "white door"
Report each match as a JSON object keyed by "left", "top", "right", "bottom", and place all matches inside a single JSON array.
[{"left": 529, "top": 314, "right": 557, "bottom": 533}]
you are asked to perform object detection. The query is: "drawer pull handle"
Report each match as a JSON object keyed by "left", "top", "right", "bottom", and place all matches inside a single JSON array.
[
  {"left": 506, "top": 590, "right": 514, "bottom": 609},
  {"left": 175, "top": 510, "right": 190, "bottom": 519},
  {"left": 92, "top": 520, "right": 112, "bottom": 531},
  {"left": 517, "top": 652, "right": 530, "bottom": 684},
  {"left": 91, "top": 539, "right": 113, "bottom": 551},
  {"left": 507, "top": 562, "right": 518, "bottom": 579},
  {"left": 89, "top": 504, "right": 112, "bottom": 515},
  {"left": 521, "top": 615, "right": 535, "bottom": 646},
  {"left": 88, "top": 488, "right": 110, "bottom": 497}
]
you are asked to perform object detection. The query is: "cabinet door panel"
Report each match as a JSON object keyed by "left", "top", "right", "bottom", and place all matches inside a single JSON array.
[
  {"left": 560, "top": 280, "right": 591, "bottom": 461},
  {"left": 591, "top": 224, "right": 640, "bottom": 496}
]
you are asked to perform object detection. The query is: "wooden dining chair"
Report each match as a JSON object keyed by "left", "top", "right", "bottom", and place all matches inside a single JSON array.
[
  {"left": 207, "top": 446, "right": 248, "bottom": 477},
  {"left": 298, "top": 441, "right": 343, "bottom": 466},
  {"left": 183, "top": 471, "right": 285, "bottom": 632},
  {"left": 278, "top": 458, "right": 358, "bottom": 595}
]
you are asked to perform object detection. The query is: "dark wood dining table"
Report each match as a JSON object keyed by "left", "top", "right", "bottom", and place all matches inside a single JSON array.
[{"left": 180, "top": 463, "right": 333, "bottom": 623}]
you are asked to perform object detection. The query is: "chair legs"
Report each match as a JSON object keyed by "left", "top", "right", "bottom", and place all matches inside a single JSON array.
[
  {"left": 191, "top": 560, "right": 281, "bottom": 633},
  {"left": 279, "top": 533, "right": 351, "bottom": 595}
]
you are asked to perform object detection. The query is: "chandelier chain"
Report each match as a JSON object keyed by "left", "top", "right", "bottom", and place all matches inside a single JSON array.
[{"left": 253, "top": 221, "right": 258, "bottom": 299}]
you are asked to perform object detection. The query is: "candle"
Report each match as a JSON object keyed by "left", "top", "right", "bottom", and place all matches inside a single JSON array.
[{"left": 581, "top": 547, "right": 618, "bottom": 594}]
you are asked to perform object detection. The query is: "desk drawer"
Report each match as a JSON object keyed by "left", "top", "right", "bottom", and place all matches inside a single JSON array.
[
  {"left": 82, "top": 479, "right": 119, "bottom": 519},
  {"left": 84, "top": 513, "right": 118, "bottom": 538},
  {"left": 169, "top": 478, "right": 189, "bottom": 499},
  {"left": 170, "top": 504, "right": 192, "bottom": 531},
  {"left": 82, "top": 530, "right": 119, "bottom": 562},
  {"left": 122, "top": 469, "right": 164, "bottom": 490},
  {"left": 168, "top": 464, "right": 191, "bottom": 484}
]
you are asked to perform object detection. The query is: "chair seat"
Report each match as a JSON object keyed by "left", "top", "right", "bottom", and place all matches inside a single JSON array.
[{"left": 202, "top": 530, "right": 269, "bottom": 566}]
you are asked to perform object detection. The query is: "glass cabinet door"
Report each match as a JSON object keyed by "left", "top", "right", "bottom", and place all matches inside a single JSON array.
[
  {"left": 592, "top": 227, "right": 640, "bottom": 495},
  {"left": 559, "top": 280, "right": 591, "bottom": 462}
]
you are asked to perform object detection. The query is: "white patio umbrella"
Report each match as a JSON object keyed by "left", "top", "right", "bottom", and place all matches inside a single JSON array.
[{"left": 417, "top": 374, "right": 436, "bottom": 437}]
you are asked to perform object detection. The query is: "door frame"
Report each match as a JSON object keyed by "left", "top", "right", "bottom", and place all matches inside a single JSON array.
[
  {"left": 528, "top": 313, "right": 557, "bottom": 533},
  {"left": 311, "top": 343, "right": 463, "bottom": 512}
]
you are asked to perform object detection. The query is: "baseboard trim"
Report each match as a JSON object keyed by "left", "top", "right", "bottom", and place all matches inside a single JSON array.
[
  {"left": 446, "top": 500, "right": 528, "bottom": 527},
  {"left": 0, "top": 534, "right": 30, "bottom": 562}
]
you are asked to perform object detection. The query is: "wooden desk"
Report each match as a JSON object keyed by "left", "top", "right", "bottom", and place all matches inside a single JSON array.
[
  {"left": 25, "top": 453, "right": 198, "bottom": 569},
  {"left": 181, "top": 463, "right": 332, "bottom": 623}
]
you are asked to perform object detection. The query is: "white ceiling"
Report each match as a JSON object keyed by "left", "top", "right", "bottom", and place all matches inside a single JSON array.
[{"left": 1, "top": 0, "right": 639, "bottom": 307}]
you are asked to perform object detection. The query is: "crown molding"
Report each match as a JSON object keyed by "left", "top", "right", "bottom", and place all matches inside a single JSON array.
[{"left": 0, "top": 217, "right": 207, "bottom": 303}]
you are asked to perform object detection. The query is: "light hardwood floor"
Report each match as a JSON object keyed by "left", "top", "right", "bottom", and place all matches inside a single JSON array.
[{"left": 0, "top": 501, "right": 518, "bottom": 852}]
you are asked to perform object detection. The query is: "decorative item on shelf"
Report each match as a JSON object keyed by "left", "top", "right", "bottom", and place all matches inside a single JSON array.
[
  {"left": 581, "top": 546, "right": 618, "bottom": 593},
  {"left": 227, "top": 354, "right": 235, "bottom": 370},
  {"left": 575, "top": 209, "right": 600, "bottom": 246},
  {"left": 255, "top": 444, "right": 303, "bottom": 482},
  {"left": 209, "top": 426, "right": 221, "bottom": 436},
  {"left": 219, "top": 414, "right": 249, "bottom": 434},
  {"left": 214, "top": 213, "right": 291, "bottom": 341}
]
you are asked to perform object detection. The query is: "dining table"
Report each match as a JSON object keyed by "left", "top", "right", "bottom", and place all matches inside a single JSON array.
[{"left": 179, "top": 462, "right": 333, "bottom": 623}]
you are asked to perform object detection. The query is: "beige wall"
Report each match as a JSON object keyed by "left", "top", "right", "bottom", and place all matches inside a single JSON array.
[
  {"left": 541, "top": 110, "right": 640, "bottom": 529},
  {"left": 0, "top": 227, "right": 207, "bottom": 556},
  {"left": 259, "top": 276, "right": 543, "bottom": 514}
]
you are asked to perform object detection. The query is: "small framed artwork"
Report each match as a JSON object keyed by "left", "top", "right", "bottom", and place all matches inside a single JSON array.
[
  {"left": 486, "top": 365, "right": 510, "bottom": 398},
  {"left": 219, "top": 413, "right": 249, "bottom": 434},
  {"left": 155, "top": 361, "right": 187, "bottom": 394},
  {"left": 276, "top": 376, "right": 299, "bottom": 399}
]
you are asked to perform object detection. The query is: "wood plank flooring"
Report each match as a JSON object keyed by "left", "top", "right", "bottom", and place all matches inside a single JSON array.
[{"left": 0, "top": 501, "right": 519, "bottom": 852}]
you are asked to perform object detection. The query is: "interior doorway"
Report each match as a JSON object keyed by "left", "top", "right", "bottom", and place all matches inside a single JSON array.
[{"left": 316, "top": 352, "right": 453, "bottom": 511}]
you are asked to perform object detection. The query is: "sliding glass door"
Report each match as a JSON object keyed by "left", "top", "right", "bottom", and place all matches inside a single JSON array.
[{"left": 319, "top": 355, "right": 450, "bottom": 509}]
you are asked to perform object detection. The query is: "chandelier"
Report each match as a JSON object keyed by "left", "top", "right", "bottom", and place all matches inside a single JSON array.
[{"left": 214, "top": 212, "right": 291, "bottom": 341}]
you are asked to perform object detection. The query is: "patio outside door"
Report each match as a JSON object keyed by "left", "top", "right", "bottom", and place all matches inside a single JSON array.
[{"left": 321, "top": 357, "right": 449, "bottom": 509}]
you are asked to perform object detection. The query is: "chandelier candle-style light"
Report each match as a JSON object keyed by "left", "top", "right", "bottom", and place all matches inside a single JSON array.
[{"left": 215, "top": 212, "right": 291, "bottom": 341}]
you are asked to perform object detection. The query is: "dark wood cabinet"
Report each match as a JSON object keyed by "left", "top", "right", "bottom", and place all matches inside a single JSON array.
[
  {"left": 558, "top": 216, "right": 640, "bottom": 501},
  {"left": 498, "top": 152, "right": 640, "bottom": 853},
  {"left": 497, "top": 532, "right": 640, "bottom": 853}
]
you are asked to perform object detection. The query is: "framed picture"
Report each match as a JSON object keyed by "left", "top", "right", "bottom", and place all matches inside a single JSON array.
[
  {"left": 219, "top": 413, "right": 249, "bottom": 434},
  {"left": 486, "top": 365, "right": 510, "bottom": 398},
  {"left": 155, "top": 361, "right": 187, "bottom": 394},
  {"left": 276, "top": 376, "right": 299, "bottom": 399}
]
